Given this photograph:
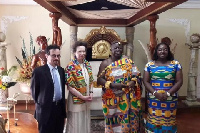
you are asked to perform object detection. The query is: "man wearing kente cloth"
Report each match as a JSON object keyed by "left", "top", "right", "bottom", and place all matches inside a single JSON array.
[{"left": 97, "top": 41, "right": 142, "bottom": 133}]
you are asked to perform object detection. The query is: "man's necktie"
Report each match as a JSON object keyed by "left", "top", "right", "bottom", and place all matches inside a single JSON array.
[{"left": 52, "top": 68, "right": 62, "bottom": 101}]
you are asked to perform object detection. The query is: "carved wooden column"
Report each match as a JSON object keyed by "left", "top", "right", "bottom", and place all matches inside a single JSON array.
[
  {"left": 148, "top": 15, "right": 159, "bottom": 59},
  {"left": 49, "top": 12, "right": 62, "bottom": 47},
  {"left": 143, "top": 15, "right": 159, "bottom": 113},
  {"left": 70, "top": 26, "right": 78, "bottom": 60},
  {"left": 125, "top": 26, "right": 135, "bottom": 60}
]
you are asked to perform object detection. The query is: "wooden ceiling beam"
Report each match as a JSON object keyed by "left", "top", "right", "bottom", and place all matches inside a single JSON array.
[
  {"left": 34, "top": 0, "right": 57, "bottom": 12},
  {"left": 127, "top": 2, "right": 169, "bottom": 26},
  {"left": 34, "top": 0, "right": 77, "bottom": 25},
  {"left": 127, "top": 0, "right": 187, "bottom": 26},
  {"left": 48, "top": 1, "right": 78, "bottom": 25}
]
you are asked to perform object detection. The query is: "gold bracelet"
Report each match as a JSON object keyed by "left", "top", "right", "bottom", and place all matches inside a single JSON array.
[
  {"left": 131, "top": 77, "right": 138, "bottom": 87},
  {"left": 131, "top": 77, "right": 137, "bottom": 82},
  {"left": 105, "top": 81, "right": 112, "bottom": 89}
]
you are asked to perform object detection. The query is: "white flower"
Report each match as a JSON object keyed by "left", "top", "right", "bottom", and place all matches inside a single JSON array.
[{"left": 2, "top": 76, "right": 12, "bottom": 83}]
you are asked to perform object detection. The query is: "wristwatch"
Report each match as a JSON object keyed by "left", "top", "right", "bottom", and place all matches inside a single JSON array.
[{"left": 166, "top": 92, "right": 171, "bottom": 97}]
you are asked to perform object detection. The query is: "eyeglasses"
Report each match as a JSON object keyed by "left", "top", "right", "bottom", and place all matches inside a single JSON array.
[{"left": 49, "top": 54, "right": 61, "bottom": 58}]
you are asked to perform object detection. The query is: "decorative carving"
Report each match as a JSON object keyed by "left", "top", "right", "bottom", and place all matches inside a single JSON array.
[
  {"left": 49, "top": 13, "right": 62, "bottom": 47},
  {"left": 1, "top": 16, "right": 28, "bottom": 34},
  {"left": 168, "top": 19, "right": 190, "bottom": 43},
  {"left": 92, "top": 40, "right": 110, "bottom": 59},
  {"left": 84, "top": 26, "right": 126, "bottom": 60},
  {"left": 161, "top": 37, "right": 177, "bottom": 55},
  {"left": 31, "top": 36, "right": 48, "bottom": 70},
  {"left": 85, "top": 26, "right": 121, "bottom": 48},
  {"left": 92, "top": 45, "right": 97, "bottom": 59},
  {"left": 148, "top": 15, "right": 159, "bottom": 59}
]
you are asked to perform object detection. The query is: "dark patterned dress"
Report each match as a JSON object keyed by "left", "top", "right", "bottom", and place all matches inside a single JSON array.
[{"left": 144, "top": 60, "right": 182, "bottom": 133}]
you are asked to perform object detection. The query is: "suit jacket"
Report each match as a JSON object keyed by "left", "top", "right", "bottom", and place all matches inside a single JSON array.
[{"left": 31, "top": 64, "right": 66, "bottom": 124}]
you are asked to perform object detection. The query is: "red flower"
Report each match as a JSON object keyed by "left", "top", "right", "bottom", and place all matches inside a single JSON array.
[{"left": 0, "top": 67, "right": 4, "bottom": 70}]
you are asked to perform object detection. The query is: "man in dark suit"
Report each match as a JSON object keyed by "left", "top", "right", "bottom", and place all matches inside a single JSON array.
[{"left": 31, "top": 45, "right": 66, "bottom": 133}]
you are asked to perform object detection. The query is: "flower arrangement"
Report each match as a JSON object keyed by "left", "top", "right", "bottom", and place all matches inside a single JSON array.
[
  {"left": 16, "top": 57, "right": 33, "bottom": 84},
  {"left": 15, "top": 33, "right": 36, "bottom": 84},
  {"left": 15, "top": 33, "right": 51, "bottom": 85},
  {"left": 0, "top": 66, "right": 17, "bottom": 90}
]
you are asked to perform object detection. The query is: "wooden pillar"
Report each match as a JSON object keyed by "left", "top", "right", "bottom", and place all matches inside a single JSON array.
[
  {"left": 49, "top": 12, "right": 62, "bottom": 47},
  {"left": 144, "top": 15, "right": 159, "bottom": 113},
  {"left": 148, "top": 15, "right": 159, "bottom": 59}
]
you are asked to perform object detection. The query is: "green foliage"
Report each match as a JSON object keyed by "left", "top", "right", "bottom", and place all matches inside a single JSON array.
[
  {"left": 16, "top": 32, "right": 36, "bottom": 68},
  {"left": 1, "top": 66, "right": 17, "bottom": 76}
]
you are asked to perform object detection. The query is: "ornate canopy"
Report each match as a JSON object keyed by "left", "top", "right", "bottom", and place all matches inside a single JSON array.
[{"left": 33, "top": 0, "right": 187, "bottom": 27}]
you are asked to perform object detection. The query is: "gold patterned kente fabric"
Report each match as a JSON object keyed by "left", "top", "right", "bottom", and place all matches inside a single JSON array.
[
  {"left": 65, "top": 58, "right": 94, "bottom": 104},
  {"left": 102, "top": 55, "right": 142, "bottom": 133}
]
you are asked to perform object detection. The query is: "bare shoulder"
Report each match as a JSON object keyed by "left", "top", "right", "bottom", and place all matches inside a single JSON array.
[
  {"left": 100, "top": 58, "right": 111, "bottom": 69},
  {"left": 98, "top": 58, "right": 111, "bottom": 76}
]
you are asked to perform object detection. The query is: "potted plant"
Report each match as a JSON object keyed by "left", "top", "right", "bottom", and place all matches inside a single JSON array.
[{"left": 15, "top": 33, "right": 36, "bottom": 94}]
